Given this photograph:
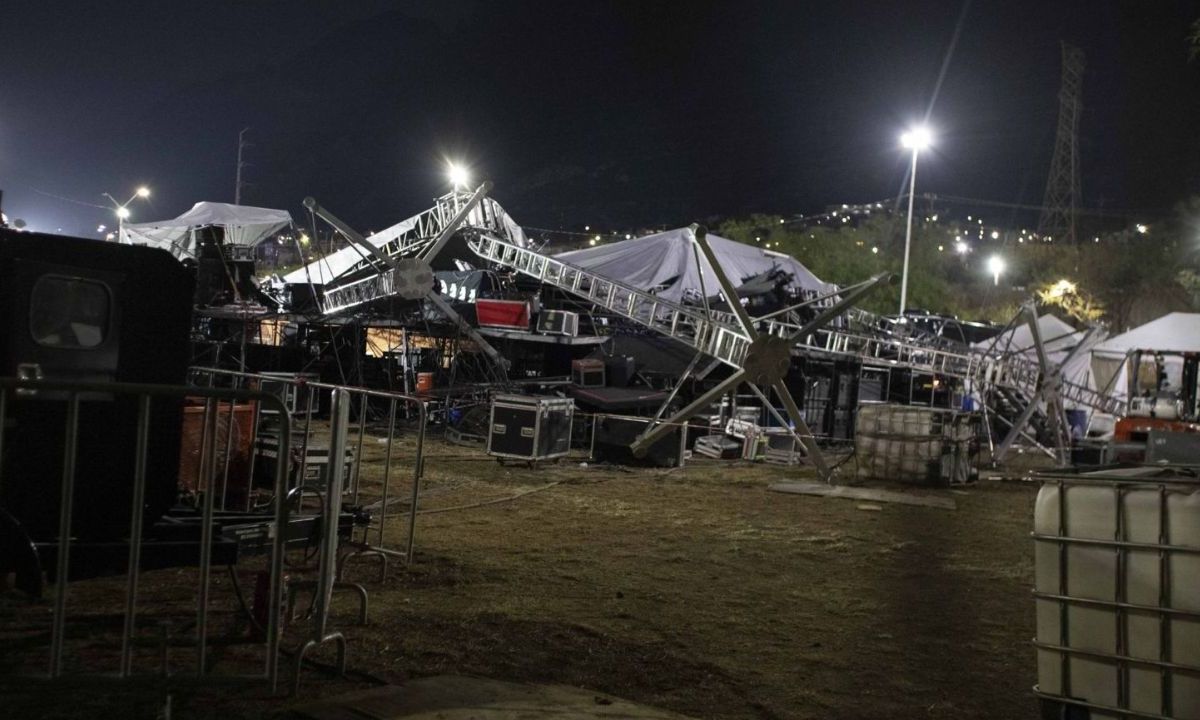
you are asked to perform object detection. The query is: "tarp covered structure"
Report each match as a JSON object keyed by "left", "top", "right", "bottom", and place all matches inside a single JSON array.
[
  {"left": 120, "top": 202, "right": 292, "bottom": 260},
  {"left": 1090, "top": 312, "right": 1200, "bottom": 401},
  {"left": 972, "top": 313, "right": 1107, "bottom": 410},
  {"left": 554, "top": 228, "right": 834, "bottom": 304}
]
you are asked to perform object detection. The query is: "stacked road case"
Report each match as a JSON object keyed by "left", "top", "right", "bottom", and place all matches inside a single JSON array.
[{"left": 487, "top": 394, "right": 575, "bottom": 462}]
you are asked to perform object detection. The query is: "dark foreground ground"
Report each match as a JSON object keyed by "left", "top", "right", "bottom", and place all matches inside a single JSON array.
[{"left": 0, "top": 437, "right": 1040, "bottom": 719}]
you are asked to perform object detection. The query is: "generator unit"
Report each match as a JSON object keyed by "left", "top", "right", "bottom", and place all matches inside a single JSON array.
[{"left": 487, "top": 394, "right": 574, "bottom": 462}]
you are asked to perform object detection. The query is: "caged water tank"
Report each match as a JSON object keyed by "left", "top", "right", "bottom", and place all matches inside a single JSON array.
[{"left": 1033, "top": 466, "right": 1200, "bottom": 719}]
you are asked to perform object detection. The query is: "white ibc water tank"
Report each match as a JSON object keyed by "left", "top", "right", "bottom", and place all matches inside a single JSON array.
[{"left": 1034, "top": 469, "right": 1200, "bottom": 719}]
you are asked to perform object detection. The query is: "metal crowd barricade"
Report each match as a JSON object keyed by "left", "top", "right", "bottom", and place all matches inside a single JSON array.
[
  {"left": 188, "top": 367, "right": 428, "bottom": 580},
  {"left": 0, "top": 377, "right": 290, "bottom": 692}
]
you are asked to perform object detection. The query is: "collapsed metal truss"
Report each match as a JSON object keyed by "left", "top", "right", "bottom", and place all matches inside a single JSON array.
[{"left": 287, "top": 184, "right": 1125, "bottom": 464}]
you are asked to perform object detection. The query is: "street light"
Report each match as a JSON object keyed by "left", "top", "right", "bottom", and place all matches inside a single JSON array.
[
  {"left": 103, "top": 186, "right": 151, "bottom": 241},
  {"left": 898, "top": 125, "right": 932, "bottom": 318},
  {"left": 987, "top": 255, "right": 1005, "bottom": 286}
]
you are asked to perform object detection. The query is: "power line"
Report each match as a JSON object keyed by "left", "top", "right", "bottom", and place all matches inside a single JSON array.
[{"left": 24, "top": 185, "right": 110, "bottom": 210}]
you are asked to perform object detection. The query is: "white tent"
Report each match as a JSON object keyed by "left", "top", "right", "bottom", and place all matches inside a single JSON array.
[
  {"left": 554, "top": 228, "right": 833, "bottom": 303},
  {"left": 1090, "top": 312, "right": 1200, "bottom": 401},
  {"left": 972, "top": 313, "right": 1108, "bottom": 411},
  {"left": 120, "top": 202, "right": 292, "bottom": 260}
]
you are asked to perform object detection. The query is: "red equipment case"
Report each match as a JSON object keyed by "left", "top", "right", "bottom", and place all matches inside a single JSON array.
[{"left": 476, "top": 299, "right": 531, "bottom": 330}]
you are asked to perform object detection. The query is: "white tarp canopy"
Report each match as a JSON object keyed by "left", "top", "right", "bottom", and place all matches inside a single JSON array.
[
  {"left": 554, "top": 228, "right": 834, "bottom": 304},
  {"left": 972, "top": 313, "right": 1107, "bottom": 411},
  {"left": 1090, "top": 312, "right": 1200, "bottom": 401},
  {"left": 120, "top": 202, "right": 292, "bottom": 260}
]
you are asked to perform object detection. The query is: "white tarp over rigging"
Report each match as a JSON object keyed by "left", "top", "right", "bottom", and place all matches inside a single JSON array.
[
  {"left": 554, "top": 228, "right": 834, "bottom": 303},
  {"left": 119, "top": 202, "right": 292, "bottom": 260}
]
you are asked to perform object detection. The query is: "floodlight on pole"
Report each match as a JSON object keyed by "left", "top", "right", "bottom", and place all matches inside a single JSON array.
[
  {"left": 103, "top": 185, "right": 152, "bottom": 242},
  {"left": 447, "top": 162, "right": 470, "bottom": 190},
  {"left": 898, "top": 125, "right": 933, "bottom": 318},
  {"left": 900, "top": 126, "right": 932, "bottom": 151},
  {"left": 988, "top": 255, "right": 1006, "bottom": 286}
]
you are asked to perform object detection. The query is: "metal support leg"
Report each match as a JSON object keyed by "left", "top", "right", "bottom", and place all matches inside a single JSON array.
[
  {"left": 771, "top": 379, "right": 830, "bottom": 480},
  {"left": 632, "top": 370, "right": 745, "bottom": 457}
]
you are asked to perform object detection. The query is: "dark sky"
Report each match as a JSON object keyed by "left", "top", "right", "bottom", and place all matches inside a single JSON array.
[{"left": 2, "top": 1, "right": 1198, "bottom": 237}]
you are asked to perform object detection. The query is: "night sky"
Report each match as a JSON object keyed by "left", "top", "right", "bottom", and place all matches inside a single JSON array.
[{"left": 2, "top": 1, "right": 1198, "bottom": 238}]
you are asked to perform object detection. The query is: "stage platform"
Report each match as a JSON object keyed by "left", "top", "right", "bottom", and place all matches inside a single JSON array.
[{"left": 567, "top": 385, "right": 667, "bottom": 412}]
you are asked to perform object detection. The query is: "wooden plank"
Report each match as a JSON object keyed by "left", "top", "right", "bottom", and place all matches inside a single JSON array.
[{"left": 768, "top": 482, "right": 957, "bottom": 510}]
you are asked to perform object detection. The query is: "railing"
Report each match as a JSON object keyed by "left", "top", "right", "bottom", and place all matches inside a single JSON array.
[
  {"left": 0, "top": 377, "right": 290, "bottom": 691},
  {"left": 188, "top": 368, "right": 430, "bottom": 692},
  {"left": 188, "top": 367, "right": 429, "bottom": 575}
]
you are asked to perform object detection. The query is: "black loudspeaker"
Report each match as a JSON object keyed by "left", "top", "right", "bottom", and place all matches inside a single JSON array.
[
  {"left": 0, "top": 230, "right": 194, "bottom": 541},
  {"left": 606, "top": 356, "right": 636, "bottom": 387},
  {"left": 593, "top": 415, "right": 681, "bottom": 468},
  {"left": 194, "top": 258, "right": 228, "bottom": 306}
]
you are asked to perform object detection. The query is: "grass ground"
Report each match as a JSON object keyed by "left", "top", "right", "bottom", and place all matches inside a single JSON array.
[{"left": 0, "top": 434, "right": 1041, "bottom": 719}]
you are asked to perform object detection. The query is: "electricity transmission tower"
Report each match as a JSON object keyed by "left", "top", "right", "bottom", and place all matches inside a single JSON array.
[
  {"left": 1038, "top": 43, "right": 1085, "bottom": 243},
  {"left": 235, "top": 127, "right": 251, "bottom": 205}
]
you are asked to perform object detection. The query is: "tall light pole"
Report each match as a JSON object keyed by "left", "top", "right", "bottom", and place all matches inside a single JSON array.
[
  {"left": 987, "top": 255, "right": 1005, "bottom": 286},
  {"left": 898, "top": 126, "right": 932, "bottom": 318},
  {"left": 103, "top": 186, "right": 150, "bottom": 241},
  {"left": 447, "top": 161, "right": 470, "bottom": 210}
]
